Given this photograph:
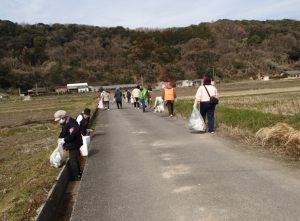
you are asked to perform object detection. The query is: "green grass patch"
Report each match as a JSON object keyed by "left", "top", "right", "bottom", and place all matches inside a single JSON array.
[{"left": 174, "top": 100, "right": 300, "bottom": 134}]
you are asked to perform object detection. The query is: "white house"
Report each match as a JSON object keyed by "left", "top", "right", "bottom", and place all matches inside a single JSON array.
[
  {"left": 175, "top": 80, "right": 193, "bottom": 87},
  {"left": 193, "top": 79, "right": 204, "bottom": 86},
  {"left": 156, "top": 82, "right": 166, "bottom": 89},
  {"left": 67, "top": 83, "right": 89, "bottom": 92},
  {"left": 283, "top": 70, "right": 300, "bottom": 78},
  {"left": 260, "top": 75, "right": 271, "bottom": 81}
]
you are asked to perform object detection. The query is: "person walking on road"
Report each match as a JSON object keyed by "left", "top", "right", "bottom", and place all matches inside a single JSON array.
[
  {"left": 54, "top": 110, "right": 82, "bottom": 181},
  {"left": 114, "top": 88, "right": 123, "bottom": 109},
  {"left": 103, "top": 91, "right": 110, "bottom": 110},
  {"left": 193, "top": 77, "right": 219, "bottom": 133},
  {"left": 139, "top": 87, "right": 148, "bottom": 113},
  {"left": 126, "top": 89, "right": 131, "bottom": 103},
  {"left": 131, "top": 86, "right": 141, "bottom": 109},
  {"left": 162, "top": 82, "right": 177, "bottom": 117}
]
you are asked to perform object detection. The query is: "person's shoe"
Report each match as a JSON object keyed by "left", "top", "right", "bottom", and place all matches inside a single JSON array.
[
  {"left": 135, "top": 107, "right": 137, "bottom": 109},
  {"left": 170, "top": 115, "right": 173, "bottom": 117},
  {"left": 107, "top": 109, "right": 109, "bottom": 110},
  {"left": 138, "top": 108, "right": 140, "bottom": 109}
]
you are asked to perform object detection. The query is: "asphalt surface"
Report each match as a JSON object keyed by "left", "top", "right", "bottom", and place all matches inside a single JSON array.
[{"left": 70, "top": 101, "right": 300, "bottom": 221}]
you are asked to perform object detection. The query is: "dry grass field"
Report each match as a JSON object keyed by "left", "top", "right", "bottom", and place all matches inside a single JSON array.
[{"left": 0, "top": 92, "right": 98, "bottom": 220}]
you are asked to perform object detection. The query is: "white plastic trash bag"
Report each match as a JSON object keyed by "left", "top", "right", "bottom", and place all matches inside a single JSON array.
[
  {"left": 188, "top": 107, "right": 206, "bottom": 132},
  {"left": 130, "top": 96, "right": 134, "bottom": 104},
  {"left": 50, "top": 144, "right": 64, "bottom": 168},
  {"left": 80, "top": 136, "right": 91, "bottom": 156}
]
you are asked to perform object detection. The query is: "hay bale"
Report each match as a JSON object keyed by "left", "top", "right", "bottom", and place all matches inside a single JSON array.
[{"left": 255, "top": 123, "right": 300, "bottom": 157}]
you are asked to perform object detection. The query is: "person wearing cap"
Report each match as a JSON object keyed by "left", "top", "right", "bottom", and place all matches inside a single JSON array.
[
  {"left": 193, "top": 77, "right": 219, "bottom": 133},
  {"left": 75, "top": 108, "right": 91, "bottom": 136},
  {"left": 114, "top": 88, "right": 123, "bottom": 109},
  {"left": 54, "top": 110, "right": 82, "bottom": 181},
  {"left": 162, "top": 82, "right": 177, "bottom": 117}
]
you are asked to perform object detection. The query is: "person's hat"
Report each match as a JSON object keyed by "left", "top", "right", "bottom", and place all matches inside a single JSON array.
[
  {"left": 54, "top": 110, "right": 67, "bottom": 121},
  {"left": 84, "top": 108, "right": 91, "bottom": 115}
]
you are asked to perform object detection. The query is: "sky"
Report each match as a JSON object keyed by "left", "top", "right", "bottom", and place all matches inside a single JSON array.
[{"left": 1, "top": 0, "right": 300, "bottom": 29}]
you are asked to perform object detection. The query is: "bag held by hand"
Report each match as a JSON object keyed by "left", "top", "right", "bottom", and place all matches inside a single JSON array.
[
  {"left": 50, "top": 144, "right": 64, "bottom": 168},
  {"left": 188, "top": 107, "right": 206, "bottom": 132}
]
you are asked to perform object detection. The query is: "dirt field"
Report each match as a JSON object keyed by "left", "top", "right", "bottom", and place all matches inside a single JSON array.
[{"left": 0, "top": 92, "right": 98, "bottom": 220}]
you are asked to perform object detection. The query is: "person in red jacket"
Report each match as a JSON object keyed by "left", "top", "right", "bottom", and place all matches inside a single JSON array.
[{"left": 162, "top": 82, "right": 177, "bottom": 117}]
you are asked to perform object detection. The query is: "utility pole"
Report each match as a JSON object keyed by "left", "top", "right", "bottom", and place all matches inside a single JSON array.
[
  {"left": 212, "top": 67, "right": 215, "bottom": 82},
  {"left": 141, "top": 74, "right": 144, "bottom": 88}
]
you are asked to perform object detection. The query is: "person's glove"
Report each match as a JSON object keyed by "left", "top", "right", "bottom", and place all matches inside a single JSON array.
[
  {"left": 161, "top": 99, "right": 164, "bottom": 103},
  {"left": 57, "top": 138, "right": 65, "bottom": 145},
  {"left": 175, "top": 98, "right": 178, "bottom": 103},
  {"left": 193, "top": 104, "right": 197, "bottom": 108}
]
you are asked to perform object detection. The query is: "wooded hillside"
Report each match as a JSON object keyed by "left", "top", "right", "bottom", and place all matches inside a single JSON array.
[{"left": 0, "top": 19, "right": 300, "bottom": 91}]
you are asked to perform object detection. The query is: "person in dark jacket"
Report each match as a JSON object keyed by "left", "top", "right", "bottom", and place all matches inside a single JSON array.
[
  {"left": 55, "top": 110, "right": 82, "bottom": 181},
  {"left": 114, "top": 88, "right": 123, "bottom": 109},
  {"left": 76, "top": 108, "right": 91, "bottom": 136}
]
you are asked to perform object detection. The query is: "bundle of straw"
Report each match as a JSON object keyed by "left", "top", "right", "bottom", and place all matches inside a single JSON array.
[{"left": 255, "top": 123, "right": 300, "bottom": 157}]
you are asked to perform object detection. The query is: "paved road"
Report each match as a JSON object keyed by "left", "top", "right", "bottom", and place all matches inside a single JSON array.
[{"left": 71, "top": 101, "right": 300, "bottom": 221}]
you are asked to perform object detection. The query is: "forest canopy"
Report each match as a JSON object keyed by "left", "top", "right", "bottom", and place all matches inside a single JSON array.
[{"left": 0, "top": 19, "right": 300, "bottom": 91}]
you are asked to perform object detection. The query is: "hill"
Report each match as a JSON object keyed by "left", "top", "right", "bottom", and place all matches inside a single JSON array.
[{"left": 0, "top": 19, "right": 300, "bottom": 92}]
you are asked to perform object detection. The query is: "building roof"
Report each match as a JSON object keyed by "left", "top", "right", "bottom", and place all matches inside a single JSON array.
[
  {"left": 67, "top": 83, "right": 88, "bottom": 86},
  {"left": 67, "top": 83, "right": 88, "bottom": 89},
  {"left": 101, "top": 84, "right": 137, "bottom": 89},
  {"left": 31, "top": 88, "right": 47, "bottom": 92},
  {"left": 284, "top": 70, "right": 300, "bottom": 75},
  {"left": 54, "top": 86, "right": 67, "bottom": 89},
  {"left": 175, "top": 80, "right": 193, "bottom": 83}
]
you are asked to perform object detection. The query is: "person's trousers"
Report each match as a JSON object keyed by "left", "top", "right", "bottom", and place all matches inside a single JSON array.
[
  {"left": 116, "top": 101, "right": 122, "bottom": 109},
  {"left": 140, "top": 99, "right": 146, "bottom": 112},
  {"left": 166, "top": 101, "right": 173, "bottom": 115},
  {"left": 134, "top": 98, "right": 140, "bottom": 108},
  {"left": 200, "top": 101, "right": 216, "bottom": 132},
  {"left": 104, "top": 101, "right": 109, "bottom": 109},
  {"left": 69, "top": 148, "right": 81, "bottom": 178}
]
